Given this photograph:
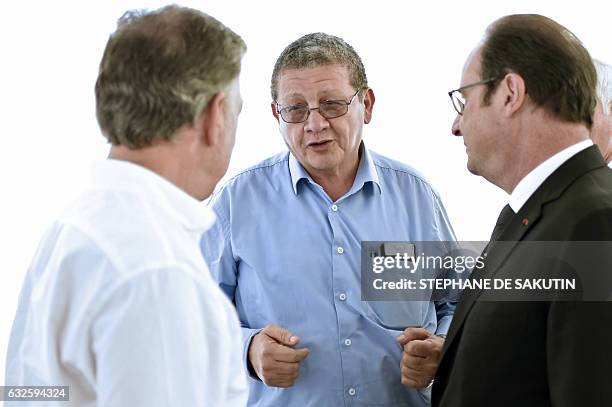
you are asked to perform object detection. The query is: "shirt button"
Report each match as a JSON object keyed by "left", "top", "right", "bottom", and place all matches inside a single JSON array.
[
  {"left": 331, "top": 204, "right": 338, "bottom": 212},
  {"left": 344, "top": 338, "right": 352, "bottom": 347},
  {"left": 348, "top": 388, "right": 356, "bottom": 396},
  {"left": 337, "top": 246, "right": 344, "bottom": 254},
  {"left": 339, "top": 293, "right": 347, "bottom": 301}
]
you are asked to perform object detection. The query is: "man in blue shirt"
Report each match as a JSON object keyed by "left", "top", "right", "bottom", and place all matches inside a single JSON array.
[{"left": 202, "top": 32, "right": 456, "bottom": 406}]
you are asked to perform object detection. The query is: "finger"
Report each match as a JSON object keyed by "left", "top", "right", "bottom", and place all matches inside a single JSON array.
[
  {"left": 272, "top": 344, "right": 310, "bottom": 363},
  {"left": 402, "top": 351, "right": 428, "bottom": 370},
  {"left": 264, "top": 324, "right": 300, "bottom": 346},
  {"left": 269, "top": 371, "right": 300, "bottom": 388},
  {"left": 405, "top": 339, "right": 436, "bottom": 358},
  {"left": 401, "top": 365, "right": 431, "bottom": 388},
  {"left": 274, "top": 378, "right": 296, "bottom": 388},
  {"left": 398, "top": 327, "right": 431, "bottom": 345},
  {"left": 426, "top": 335, "right": 445, "bottom": 348},
  {"left": 271, "top": 361, "right": 300, "bottom": 375},
  {"left": 401, "top": 365, "right": 421, "bottom": 387},
  {"left": 401, "top": 374, "right": 420, "bottom": 388},
  {"left": 401, "top": 373, "right": 428, "bottom": 389}
]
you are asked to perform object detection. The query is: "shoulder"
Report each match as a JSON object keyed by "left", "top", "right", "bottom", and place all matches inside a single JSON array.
[
  {"left": 57, "top": 188, "right": 198, "bottom": 274},
  {"left": 558, "top": 165, "right": 612, "bottom": 210},
  {"left": 531, "top": 165, "right": 612, "bottom": 238},
  {"left": 369, "top": 149, "right": 442, "bottom": 198},
  {"left": 226, "top": 151, "right": 289, "bottom": 186},
  {"left": 209, "top": 151, "right": 290, "bottom": 204}
]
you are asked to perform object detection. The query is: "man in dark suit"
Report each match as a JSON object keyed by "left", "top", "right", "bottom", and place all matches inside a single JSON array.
[{"left": 430, "top": 14, "right": 612, "bottom": 406}]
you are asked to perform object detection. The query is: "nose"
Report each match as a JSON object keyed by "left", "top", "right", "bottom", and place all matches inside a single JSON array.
[
  {"left": 451, "top": 114, "right": 462, "bottom": 137},
  {"left": 304, "top": 109, "right": 330, "bottom": 134}
]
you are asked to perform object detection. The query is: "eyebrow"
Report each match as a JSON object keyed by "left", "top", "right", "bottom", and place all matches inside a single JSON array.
[
  {"left": 282, "top": 92, "right": 304, "bottom": 99},
  {"left": 281, "top": 89, "right": 346, "bottom": 100}
]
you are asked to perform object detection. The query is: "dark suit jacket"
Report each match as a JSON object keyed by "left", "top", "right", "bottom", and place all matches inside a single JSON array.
[{"left": 433, "top": 146, "right": 612, "bottom": 407}]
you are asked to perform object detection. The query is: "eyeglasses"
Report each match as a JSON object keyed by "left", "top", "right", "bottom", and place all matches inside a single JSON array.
[
  {"left": 275, "top": 89, "right": 361, "bottom": 123},
  {"left": 448, "top": 78, "right": 498, "bottom": 115}
]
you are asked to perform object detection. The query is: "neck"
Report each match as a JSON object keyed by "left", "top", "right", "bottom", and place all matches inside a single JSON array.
[
  {"left": 108, "top": 139, "right": 215, "bottom": 201},
  {"left": 308, "top": 149, "right": 361, "bottom": 202},
  {"left": 493, "top": 119, "right": 590, "bottom": 193}
]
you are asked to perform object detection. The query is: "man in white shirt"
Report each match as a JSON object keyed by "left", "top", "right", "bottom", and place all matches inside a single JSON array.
[
  {"left": 591, "top": 59, "right": 612, "bottom": 167},
  {"left": 5, "top": 6, "right": 248, "bottom": 406},
  {"left": 435, "top": 14, "right": 612, "bottom": 407}
]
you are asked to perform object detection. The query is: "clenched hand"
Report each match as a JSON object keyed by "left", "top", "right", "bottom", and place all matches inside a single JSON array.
[
  {"left": 248, "top": 324, "right": 310, "bottom": 388},
  {"left": 397, "top": 327, "right": 444, "bottom": 388}
]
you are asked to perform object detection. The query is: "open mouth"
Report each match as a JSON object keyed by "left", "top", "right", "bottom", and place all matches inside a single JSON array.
[{"left": 307, "top": 140, "right": 333, "bottom": 150}]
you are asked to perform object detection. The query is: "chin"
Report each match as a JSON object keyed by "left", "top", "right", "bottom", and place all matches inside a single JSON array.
[
  {"left": 305, "top": 156, "right": 338, "bottom": 170},
  {"left": 466, "top": 160, "right": 481, "bottom": 176}
]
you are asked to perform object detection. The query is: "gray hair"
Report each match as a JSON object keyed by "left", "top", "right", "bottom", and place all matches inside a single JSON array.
[
  {"left": 594, "top": 59, "right": 612, "bottom": 115},
  {"left": 270, "top": 32, "right": 368, "bottom": 101},
  {"left": 95, "top": 5, "right": 246, "bottom": 149}
]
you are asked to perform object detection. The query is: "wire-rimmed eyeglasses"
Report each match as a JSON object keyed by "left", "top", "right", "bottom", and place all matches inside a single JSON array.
[
  {"left": 275, "top": 89, "right": 361, "bottom": 123},
  {"left": 448, "top": 78, "right": 498, "bottom": 115}
]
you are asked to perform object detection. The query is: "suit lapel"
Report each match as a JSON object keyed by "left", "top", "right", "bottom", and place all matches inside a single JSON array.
[
  {"left": 440, "top": 205, "right": 540, "bottom": 359},
  {"left": 440, "top": 145, "right": 607, "bottom": 361}
]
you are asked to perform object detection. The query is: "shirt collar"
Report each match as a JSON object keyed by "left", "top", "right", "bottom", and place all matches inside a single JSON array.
[
  {"left": 508, "top": 139, "right": 593, "bottom": 213},
  {"left": 92, "top": 159, "right": 215, "bottom": 233},
  {"left": 288, "top": 142, "right": 381, "bottom": 196}
]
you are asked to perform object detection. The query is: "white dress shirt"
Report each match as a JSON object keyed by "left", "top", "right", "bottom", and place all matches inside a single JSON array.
[
  {"left": 508, "top": 140, "right": 594, "bottom": 213},
  {"left": 5, "top": 160, "right": 248, "bottom": 407}
]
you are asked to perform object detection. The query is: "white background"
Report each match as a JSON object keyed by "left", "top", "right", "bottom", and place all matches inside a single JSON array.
[{"left": 0, "top": 0, "right": 609, "bottom": 386}]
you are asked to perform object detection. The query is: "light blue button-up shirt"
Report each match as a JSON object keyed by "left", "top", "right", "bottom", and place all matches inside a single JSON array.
[{"left": 202, "top": 145, "right": 457, "bottom": 406}]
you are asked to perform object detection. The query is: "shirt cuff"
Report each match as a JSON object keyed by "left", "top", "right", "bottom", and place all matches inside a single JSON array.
[
  {"left": 435, "top": 315, "right": 453, "bottom": 337},
  {"left": 241, "top": 327, "right": 263, "bottom": 380}
]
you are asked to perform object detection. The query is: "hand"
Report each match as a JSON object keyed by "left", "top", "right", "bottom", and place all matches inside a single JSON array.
[
  {"left": 248, "top": 324, "right": 310, "bottom": 388},
  {"left": 396, "top": 327, "right": 444, "bottom": 388}
]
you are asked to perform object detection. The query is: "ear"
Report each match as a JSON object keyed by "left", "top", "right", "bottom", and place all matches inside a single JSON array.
[
  {"left": 197, "top": 91, "right": 227, "bottom": 147},
  {"left": 499, "top": 73, "right": 526, "bottom": 117},
  {"left": 271, "top": 102, "right": 280, "bottom": 123},
  {"left": 363, "top": 88, "right": 375, "bottom": 124}
]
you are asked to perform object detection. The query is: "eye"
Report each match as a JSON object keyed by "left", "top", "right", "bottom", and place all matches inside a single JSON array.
[
  {"left": 321, "top": 100, "right": 344, "bottom": 106},
  {"left": 320, "top": 100, "right": 345, "bottom": 113},
  {"left": 283, "top": 104, "right": 307, "bottom": 113}
]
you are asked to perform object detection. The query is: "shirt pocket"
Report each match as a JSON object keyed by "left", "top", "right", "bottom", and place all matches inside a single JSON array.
[{"left": 364, "top": 300, "right": 426, "bottom": 331}]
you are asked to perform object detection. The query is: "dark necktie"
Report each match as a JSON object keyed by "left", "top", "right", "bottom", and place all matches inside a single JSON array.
[{"left": 490, "top": 204, "right": 515, "bottom": 242}]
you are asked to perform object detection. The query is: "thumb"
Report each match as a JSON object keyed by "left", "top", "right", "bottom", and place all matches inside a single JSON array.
[
  {"left": 264, "top": 324, "right": 299, "bottom": 346},
  {"left": 397, "top": 327, "right": 431, "bottom": 345},
  {"left": 293, "top": 347, "right": 310, "bottom": 362}
]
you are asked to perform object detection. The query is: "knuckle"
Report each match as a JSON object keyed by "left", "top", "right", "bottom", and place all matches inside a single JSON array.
[{"left": 264, "top": 324, "right": 280, "bottom": 336}]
